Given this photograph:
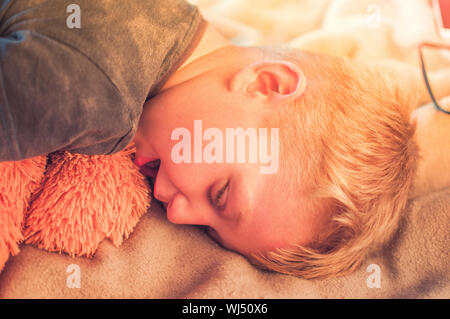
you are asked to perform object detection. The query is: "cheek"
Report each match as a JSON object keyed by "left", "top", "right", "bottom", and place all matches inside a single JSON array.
[
  {"left": 248, "top": 216, "right": 291, "bottom": 251},
  {"left": 249, "top": 184, "right": 313, "bottom": 250},
  {"left": 220, "top": 223, "right": 284, "bottom": 255}
]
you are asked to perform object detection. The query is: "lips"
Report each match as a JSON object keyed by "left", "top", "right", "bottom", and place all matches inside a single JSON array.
[
  {"left": 134, "top": 156, "right": 159, "bottom": 167},
  {"left": 134, "top": 156, "right": 160, "bottom": 178},
  {"left": 139, "top": 163, "right": 159, "bottom": 178}
]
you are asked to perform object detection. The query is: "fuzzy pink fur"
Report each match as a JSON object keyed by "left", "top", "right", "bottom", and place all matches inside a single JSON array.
[
  {"left": 0, "top": 142, "right": 151, "bottom": 271},
  {"left": 0, "top": 156, "right": 47, "bottom": 271}
]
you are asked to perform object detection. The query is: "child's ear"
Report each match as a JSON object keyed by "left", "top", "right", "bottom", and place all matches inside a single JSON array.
[{"left": 229, "top": 60, "right": 306, "bottom": 103}]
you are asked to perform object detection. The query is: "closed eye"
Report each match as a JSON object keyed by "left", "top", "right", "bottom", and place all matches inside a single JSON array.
[{"left": 208, "top": 180, "right": 230, "bottom": 210}]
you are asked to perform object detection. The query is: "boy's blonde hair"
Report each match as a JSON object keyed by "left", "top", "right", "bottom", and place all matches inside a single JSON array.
[{"left": 250, "top": 48, "right": 419, "bottom": 279}]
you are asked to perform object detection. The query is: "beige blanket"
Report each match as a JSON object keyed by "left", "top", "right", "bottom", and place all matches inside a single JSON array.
[
  {"left": 0, "top": 187, "right": 448, "bottom": 298},
  {"left": 1, "top": 0, "right": 449, "bottom": 298}
]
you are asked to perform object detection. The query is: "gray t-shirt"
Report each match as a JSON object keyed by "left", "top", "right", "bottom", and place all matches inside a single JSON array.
[{"left": 0, "top": 0, "right": 205, "bottom": 161}]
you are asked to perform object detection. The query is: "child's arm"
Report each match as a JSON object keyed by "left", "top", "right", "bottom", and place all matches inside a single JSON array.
[{"left": 410, "top": 98, "right": 450, "bottom": 198}]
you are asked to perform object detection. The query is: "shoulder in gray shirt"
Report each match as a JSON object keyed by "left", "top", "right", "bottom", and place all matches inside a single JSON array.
[{"left": 0, "top": 0, "right": 204, "bottom": 161}]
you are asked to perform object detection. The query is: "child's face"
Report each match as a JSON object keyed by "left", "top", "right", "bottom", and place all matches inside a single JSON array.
[{"left": 133, "top": 60, "right": 329, "bottom": 256}]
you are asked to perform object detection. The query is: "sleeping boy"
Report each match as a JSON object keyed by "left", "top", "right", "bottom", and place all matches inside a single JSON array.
[
  {"left": 1, "top": 0, "right": 449, "bottom": 279},
  {"left": 133, "top": 24, "right": 450, "bottom": 278}
]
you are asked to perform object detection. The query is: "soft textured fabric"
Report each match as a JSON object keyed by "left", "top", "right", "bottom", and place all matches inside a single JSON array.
[
  {"left": 0, "top": 0, "right": 204, "bottom": 161},
  {"left": 22, "top": 142, "right": 152, "bottom": 258},
  {"left": 0, "top": 155, "right": 46, "bottom": 271},
  {"left": 0, "top": 186, "right": 448, "bottom": 298},
  {"left": 0, "top": 141, "right": 152, "bottom": 273}
]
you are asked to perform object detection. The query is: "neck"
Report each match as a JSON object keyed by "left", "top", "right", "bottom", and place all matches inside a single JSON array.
[{"left": 161, "top": 22, "right": 232, "bottom": 92}]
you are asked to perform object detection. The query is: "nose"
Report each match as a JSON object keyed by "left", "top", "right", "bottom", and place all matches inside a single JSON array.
[
  {"left": 153, "top": 165, "right": 209, "bottom": 226},
  {"left": 153, "top": 163, "right": 177, "bottom": 203},
  {"left": 166, "top": 193, "right": 209, "bottom": 225}
]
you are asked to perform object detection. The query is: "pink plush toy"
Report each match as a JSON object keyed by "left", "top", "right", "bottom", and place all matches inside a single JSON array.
[{"left": 0, "top": 142, "right": 151, "bottom": 272}]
